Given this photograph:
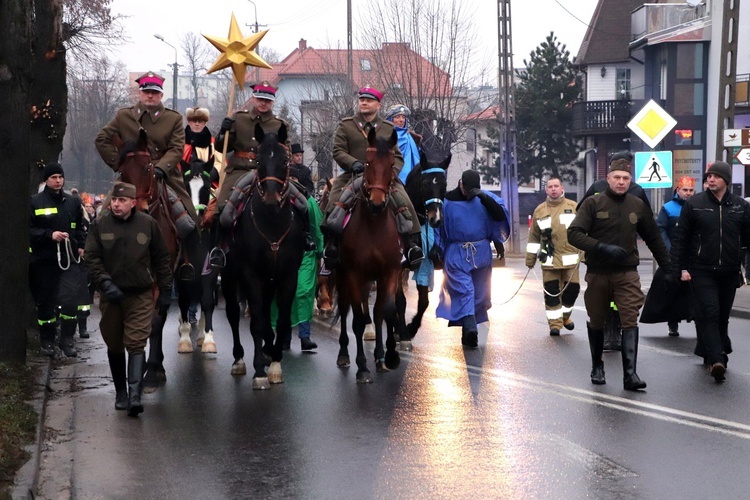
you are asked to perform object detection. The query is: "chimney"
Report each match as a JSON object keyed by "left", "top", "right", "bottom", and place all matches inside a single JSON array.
[{"left": 299, "top": 39, "right": 307, "bottom": 51}]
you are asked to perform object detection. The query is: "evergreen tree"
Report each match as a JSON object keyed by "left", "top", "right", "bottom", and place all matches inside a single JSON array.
[{"left": 515, "top": 33, "right": 581, "bottom": 183}]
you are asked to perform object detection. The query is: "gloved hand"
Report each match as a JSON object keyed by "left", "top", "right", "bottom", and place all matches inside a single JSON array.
[
  {"left": 100, "top": 279, "right": 124, "bottom": 303},
  {"left": 351, "top": 161, "right": 365, "bottom": 175},
  {"left": 468, "top": 188, "right": 486, "bottom": 200},
  {"left": 493, "top": 240, "right": 505, "bottom": 259},
  {"left": 595, "top": 242, "right": 628, "bottom": 260},
  {"left": 220, "top": 117, "right": 235, "bottom": 133},
  {"left": 663, "top": 272, "right": 679, "bottom": 287},
  {"left": 157, "top": 289, "right": 171, "bottom": 314},
  {"left": 154, "top": 167, "right": 166, "bottom": 180},
  {"left": 428, "top": 244, "right": 443, "bottom": 264}
]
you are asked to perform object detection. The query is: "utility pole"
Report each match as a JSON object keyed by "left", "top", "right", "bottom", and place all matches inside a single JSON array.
[
  {"left": 715, "top": 0, "right": 741, "bottom": 163},
  {"left": 497, "top": 0, "right": 520, "bottom": 253},
  {"left": 347, "top": 0, "right": 353, "bottom": 92},
  {"left": 246, "top": 0, "right": 268, "bottom": 84},
  {"left": 154, "top": 34, "right": 179, "bottom": 111}
]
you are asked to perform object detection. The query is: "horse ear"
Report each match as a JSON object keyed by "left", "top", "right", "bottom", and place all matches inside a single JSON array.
[
  {"left": 388, "top": 130, "right": 398, "bottom": 149},
  {"left": 255, "top": 123, "right": 265, "bottom": 143},
  {"left": 138, "top": 128, "right": 148, "bottom": 150},
  {"left": 441, "top": 153, "right": 452, "bottom": 170},
  {"left": 277, "top": 123, "right": 288, "bottom": 144},
  {"left": 367, "top": 127, "right": 377, "bottom": 147}
]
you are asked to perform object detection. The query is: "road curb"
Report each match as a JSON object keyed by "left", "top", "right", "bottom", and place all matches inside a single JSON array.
[{"left": 11, "top": 357, "right": 51, "bottom": 500}]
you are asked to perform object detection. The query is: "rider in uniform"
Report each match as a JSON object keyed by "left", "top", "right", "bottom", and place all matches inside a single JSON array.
[
  {"left": 209, "top": 81, "right": 315, "bottom": 268},
  {"left": 95, "top": 71, "right": 200, "bottom": 233},
  {"left": 324, "top": 85, "right": 424, "bottom": 269}
]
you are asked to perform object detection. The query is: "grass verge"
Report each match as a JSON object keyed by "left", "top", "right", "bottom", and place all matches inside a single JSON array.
[{"left": 0, "top": 359, "right": 39, "bottom": 497}]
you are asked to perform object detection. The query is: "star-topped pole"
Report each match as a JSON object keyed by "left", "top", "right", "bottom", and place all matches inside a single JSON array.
[
  {"left": 203, "top": 13, "right": 272, "bottom": 192},
  {"left": 203, "top": 13, "right": 272, "bottom": 85}
]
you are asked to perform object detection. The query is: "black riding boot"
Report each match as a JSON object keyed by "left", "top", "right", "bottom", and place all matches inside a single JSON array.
[
  {"left": 404, "top": 233, "right": 425, "bottom": 271},
  {"left": 209, "top": 220, "right": 227, "bottom": 269},
  {"left": 588, "top": 323, "right": 606, "bottom": 385},
  {"left": 127, "top": 352, "right": 146, "bottom": 417},
  {"left": 59, "top": 318, "right": 78, "bottom": 357},
  {"left": 107, "top": 350, "right": 128, "bottom": 410},
  {"left": 77, "top": 315, "right": 90, "bottom": 338},
  {"left": 323, "top": 227, "right": 340, "bottom": 267},
  {"left": 622, "top": 327, "right": 646, "bottom": 391}
]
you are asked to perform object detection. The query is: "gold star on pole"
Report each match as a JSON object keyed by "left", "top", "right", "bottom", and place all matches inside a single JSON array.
[{"left": 203, "top": 13, "right": 272, "bottom": 85}]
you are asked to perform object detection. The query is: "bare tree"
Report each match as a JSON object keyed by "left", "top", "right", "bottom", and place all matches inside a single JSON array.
[
  {"left": 179, "top": 32, "right": 213, "bottom": 107},
  {"left": 357, "top": 0, "right": 488, "bottom": 155},
  {"left": 62, "top": 0, "right": 127, "bottom": 62},
  {"left": 64, "top": 56, "right": 131, "bottom": 192}
]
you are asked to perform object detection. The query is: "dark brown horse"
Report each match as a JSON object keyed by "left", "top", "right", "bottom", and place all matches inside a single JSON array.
[
  {"left": 315, "top": 178, "right": 336, "bottom": 317},
  {"left": 223, "top": 123, "right": 305, "bottom": 389},
  {"left": 336, "top": 128, "right": 403, "bottom": 383},
  {"left": 115, "top": 128, "right": 207, "bottom": 389}
]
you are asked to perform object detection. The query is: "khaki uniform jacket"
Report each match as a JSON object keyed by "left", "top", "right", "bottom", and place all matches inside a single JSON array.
[
  {"left": 526, "top": 196, "right": 580, "bottom": 269},
  {"left": 568, "top": 188, "right": 669, "bottom": 273},
  {"left": 332, "top": 113, "right": 404, "bottom": 172},
  {"left": 221, "top": 107, "right": 290, "bottom": 174},
  {"left": 95, "top": 103, "right": 199, "bottom": 227},
  {"left": 85, "top": 210, "right": 172, "bottom": 292}
]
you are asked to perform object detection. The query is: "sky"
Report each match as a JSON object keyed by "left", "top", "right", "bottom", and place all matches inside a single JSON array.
[{"left": 110, "top": 0, "right": 599, "bottom": 80}]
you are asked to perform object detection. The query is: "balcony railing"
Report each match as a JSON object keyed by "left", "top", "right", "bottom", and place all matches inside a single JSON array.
[
  {"left": 571, "top": 100, "right": 632, "bottom": 136},
  {"left": 631, "top": 3, "right": 711, "bottom": 46}
]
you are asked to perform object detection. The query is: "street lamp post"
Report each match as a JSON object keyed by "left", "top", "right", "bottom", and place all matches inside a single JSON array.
[
  {"left": 154, "top": 34, "right": 179, "bottom": 110},
  {"left": 247, "top": 0, "right": 260, "bottom": 83}
]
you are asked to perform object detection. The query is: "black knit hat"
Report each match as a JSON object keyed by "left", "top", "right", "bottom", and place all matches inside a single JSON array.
[
  {"left": 461, "top": 169, "right": 481, "bottom": 191},
  {"left": 43, "top": 162, "right": 64, "bottom": 180},
  {"left": 704, "top": 161, "right": 732, "bottom": 185}
]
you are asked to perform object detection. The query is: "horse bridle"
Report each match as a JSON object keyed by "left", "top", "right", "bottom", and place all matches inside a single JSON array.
[
  {"left": 255, "top": 161, "right": 291, "bottom": 203},
  {"left": 363, "top": 147, "right": 395, "bottom": 198},
  {"left": 420, "top": 167, "right": 446, "bottom": 207},
  {"left": 124, "top": 150, "right": 155, "bottom": 200}
]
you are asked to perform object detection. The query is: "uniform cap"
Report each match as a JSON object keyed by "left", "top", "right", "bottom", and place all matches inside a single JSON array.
[
  {"left": 112, "top": 181, "right": 137, "bottom": 199},
  {"left": 609, "top": 151, "right": 632, "bottom": 173},
  {"left": 186, "top": 107, "right": 210, "bottom": 121},
  {"left": 704, "top": 161, "right": 732, "bottom": 185},
  {"left": 43, "top": 162, "right": 64, "bottom": 180},
  {"left": 252, "top": 81, "right": 277, "bottom": 101},
  {"left": 358, "top": 85, "right": 384, "bottom": 102},
  {"left": 136, "top": 71, "right": 165, "bottom": 92}
]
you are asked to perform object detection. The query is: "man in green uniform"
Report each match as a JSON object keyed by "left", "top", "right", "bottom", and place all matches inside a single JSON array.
[
  {"left": 568, "top": 154, "right": 670, "bottom": 391},
  {"left": 324, "top": 85, "right": 424, "bottom": 269},
  {"left": 95, "top": 72, "right": 200, "bottom": 232},
  {"left": 85, "top": 182, "right": 172, "bottom": 417}
]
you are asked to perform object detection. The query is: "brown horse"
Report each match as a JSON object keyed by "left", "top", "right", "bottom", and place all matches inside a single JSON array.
[
  {"left": 115, "top": 128, "right": 207, "bottom": 389},
  {"left": 315, "top": 178, "right": 336, "bottom": 317},
  {"left": 336, "top": 128, "right": 403, "bottom": 383}
]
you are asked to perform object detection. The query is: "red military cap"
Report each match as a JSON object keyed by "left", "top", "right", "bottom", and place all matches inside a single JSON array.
[
  {"left": 358, "top": 85, "right": 383, "bottom": 102},
  {"left": 135, "top": 71, "right": 165, "bottom": 92},
  {"left": 252, "top": 81, "right": 277, "bottom": 101}
]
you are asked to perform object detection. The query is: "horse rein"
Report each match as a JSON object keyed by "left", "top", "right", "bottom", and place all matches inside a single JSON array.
[
  {"left": 363, "top": 147, "right": 395, "bottom": 197},
  {"left": 255, "top": 162, "right": 291, "bottom": 202}
]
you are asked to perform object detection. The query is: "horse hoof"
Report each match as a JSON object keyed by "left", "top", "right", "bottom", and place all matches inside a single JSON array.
[
  {"left": 399, "top": 340, "right": 413, "bottom": 352},
  {"left": 253, "top": 377, "right": 271, "bottom": 390},
  {"left": 196, "top": 333, "right": 205, "bottom": 346},
  {"left": 268, "top": 362, "right": 283, "bottom": 384},
  {"left": 178, "top": 339, "right": 194, "bottom": 353},
  {"left": 356, "top": 371, "right": 373, "bottom": 384},
  {"left": 201, "top": 332, "right": 217, "bottom": 353},
  {"left": 385, "top": 350, "right": 401, "bottom": 370},
  {"left": 231, "top": 359, "right": 247, "bottom": 376},
  {"left": 337, "top": 355, "right": 350, "bottom": 368},
  {"left": 376, "top": 360, "right": 390, "bottom": 373}
]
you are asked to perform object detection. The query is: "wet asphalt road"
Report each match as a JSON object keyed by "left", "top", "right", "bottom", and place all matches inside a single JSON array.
[{"left": 37, "top": 258, "right": 750, "bottom": 499}]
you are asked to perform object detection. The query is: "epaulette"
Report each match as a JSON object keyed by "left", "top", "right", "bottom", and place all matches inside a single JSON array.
[
  {"left": 236, "top": 109, "right": 250, "bottom": 114},
  {"left": 341, "top": 116, "right": 354, "bottom": 123}
]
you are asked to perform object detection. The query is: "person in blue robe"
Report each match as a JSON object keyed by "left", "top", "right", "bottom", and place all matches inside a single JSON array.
[
  {"left": 434, "top": 170, "right": 510, "bottom": 348},
  {"left": 385, "top": 104, "right": 422, "bottom": 183}
]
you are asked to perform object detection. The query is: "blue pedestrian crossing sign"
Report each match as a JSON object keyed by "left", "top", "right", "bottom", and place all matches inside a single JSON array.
[{"left": 634, "top": 151, "right": 673, "bottom": 188}]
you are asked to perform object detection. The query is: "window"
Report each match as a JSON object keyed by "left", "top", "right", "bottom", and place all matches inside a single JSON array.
[
  {"left": 467, "top": 128, "right": 476, "bottom": 152},
  {"left": 674, "top": 83, "right": 705, "bottom": 116},
  {"left": 360, "top": 59, "right": 371, "bottom": 71},
  {"left": 615, "top": 69, "right": 631, "bottom": 100}
]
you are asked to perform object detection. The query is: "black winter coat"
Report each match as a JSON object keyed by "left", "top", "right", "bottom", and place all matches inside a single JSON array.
[{"left": 29, "top": 187, "right": 85, "bottom": 264}]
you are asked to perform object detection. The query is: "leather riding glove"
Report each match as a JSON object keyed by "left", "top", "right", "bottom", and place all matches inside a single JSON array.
[
  {"left": 595, "top": 242, "right": 628, "bottom": 260},
  {"left": 154, "top": 167, "right": 166, "bottom": 180},
  {"left": 220, "top": 117, "right": 235, "bottom": 133},
  {"left": 351, "top": 161, "right": 365, "bottom": 175}
]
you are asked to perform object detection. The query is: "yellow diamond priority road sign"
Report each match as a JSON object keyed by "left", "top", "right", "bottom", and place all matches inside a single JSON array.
[{"left": 627, "top": 99, "right": 677, "bottom": 149}]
